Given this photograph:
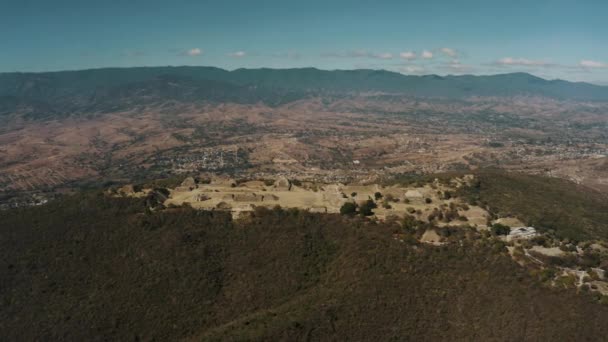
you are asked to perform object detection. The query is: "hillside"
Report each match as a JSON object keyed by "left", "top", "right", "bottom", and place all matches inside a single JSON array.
[
  {"left": 389, "top": 171, "right": 608, "bottom": 242},
  {"left": 2, "top": 192, "right": 608, "bottom": 340},
  {"left": 456, "top": 171, "right": 608, "bottom": 241}
]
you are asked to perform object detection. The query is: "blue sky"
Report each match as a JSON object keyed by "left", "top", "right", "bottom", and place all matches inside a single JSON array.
[{"left": 2, "top": 0, "right": 608, "bottom": 83}]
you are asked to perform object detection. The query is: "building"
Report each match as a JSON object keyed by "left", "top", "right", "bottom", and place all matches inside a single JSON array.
[
  {"left": 404, "top": 189, "right": 425, "bottom": 204},
  {"left": 506, "top": 226, "right": 537, "bottom": 241}
]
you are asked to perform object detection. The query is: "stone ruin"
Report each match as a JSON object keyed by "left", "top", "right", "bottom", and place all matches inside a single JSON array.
[
  {"left": 264, "top": 194, "right": 280, "bottom": 201},
  {"left": 403, "top": 189, "right": 425, "bottom": 204},
  {"left": 194, "top": 193, "right": 210, "bottom": 202},
  {"left": 175, "top": 176, "right": 197, "bottom": 191},
  {"left": 223, "top": 193, "right": 263, "bottom": 202},
  {"left": 118, "top": 184, "right": 135, "bottom": 195},
  {"left": 215, "top": 201, "right": 232, "bottom": 210},
  {"left": 273, "top": 176, "right": 292, "bottom": 191}
]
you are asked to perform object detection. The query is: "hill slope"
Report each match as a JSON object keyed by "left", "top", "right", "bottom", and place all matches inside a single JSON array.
[
  {"left": 1, "top": 193, "right": 608, "bottom": 340},
  {"left": 456, "top": 171, "right": 608, "bottom": 241}
]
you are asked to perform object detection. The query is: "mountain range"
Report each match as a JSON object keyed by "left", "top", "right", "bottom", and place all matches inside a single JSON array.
[{"left": 1, "top": 66, "right": 608, "bottom": 119}]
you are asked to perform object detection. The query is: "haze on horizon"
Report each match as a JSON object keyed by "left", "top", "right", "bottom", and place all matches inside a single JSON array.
[{"left": 2, "top": 0, "right": 608, "bottom": 84}]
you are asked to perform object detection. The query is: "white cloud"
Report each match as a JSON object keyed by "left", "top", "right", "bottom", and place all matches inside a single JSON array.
[
  {"left": 496, "top": 57, "right": 548, "bottom": 66},
  {"left": 445, "top": 61, "right": 473, "bottom": 73},
  {"left": 399, "top": 65, "right": 425, "bottom": 74},
  {"left": 399, "top": 51, "right": 416, "bottom": 60},
  {"left": 440, "top": 47, "right": 457, "bottom": 57},
  {"left": 182, "top": 48, "right": 203, "bottom": 56},
  {"left": 229, "top": 51, "right": 246, "bottom": 58},
  {"left": 322, "top": 50, "right": 393, "bottom": 59},
  {"left": 422, "top": 50, "right": 433, "bottom": 59},
  {"left": 579, "top": 60, "right": 608, "bottom": 68},
  {"left": 448, "top": 62, "right": 464, "bottom": 69},
  {"left": 372, "top": 52, "right": 393, "bottom": 59}
]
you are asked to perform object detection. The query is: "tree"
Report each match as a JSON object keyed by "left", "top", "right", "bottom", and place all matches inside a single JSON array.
[
  {"left": 340, "top": 202, "right": 358, "bottom": 216},
  {"left": 491, "top": 223, "right": 511, "bottom": 236},
  {"left": 402, "top": 214, "right": 419, "bottom": 231},
  {"left": 359, "top": 200, "right": 377, "bottom": 217}
]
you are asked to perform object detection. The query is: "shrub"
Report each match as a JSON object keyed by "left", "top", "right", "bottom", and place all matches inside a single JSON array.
[
  {"left": 531, "top": 236, "right": 548, "bottom": 247},
  {"left": 425, "top": 198, "right": 432, "bottom": 204},
  {"left": 491, "top": 223, "right": 511, "bottom": 236},
  {"left": 359, "top": 200, "right": 377, "bottom": 217},
  {"left": 340, "top": 202, "right": 358, "bottom": 216},
  {"left": 374, "top": 192, "right": 383, "bottom": 200},
  {"left": 402, "top": 215, "right": 419, "bottom": 231},
  {"left": 538, "top": 268, "right": 556, "bottom": 282}
]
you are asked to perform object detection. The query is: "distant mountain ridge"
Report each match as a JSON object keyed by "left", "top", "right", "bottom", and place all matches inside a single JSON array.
[{"left": 1, "top": 66, "right": 608, "bottom": 118}]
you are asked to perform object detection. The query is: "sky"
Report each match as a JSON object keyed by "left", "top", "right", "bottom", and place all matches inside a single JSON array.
[{"left": 1, "top": 0, "right": 608, "bottom": 83}]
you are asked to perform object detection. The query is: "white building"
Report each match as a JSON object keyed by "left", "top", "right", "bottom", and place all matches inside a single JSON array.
[{"left": 506, "top": 226, "right": 537, "bottom": 241}]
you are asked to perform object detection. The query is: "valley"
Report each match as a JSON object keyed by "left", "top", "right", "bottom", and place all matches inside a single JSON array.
[{"left": 2, "top": 92, "right": 608, "bottom": 210}]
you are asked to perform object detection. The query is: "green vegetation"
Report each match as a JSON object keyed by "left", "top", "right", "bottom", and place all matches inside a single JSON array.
[
  {"left": 339, "top": 202, "right": 357, "bottom": 216},
  {"left": 458, "top": 171, "right": 608, "bottom": 241},
  {"left": 492, "top": 223, "right": 511, "bottom": 236},
  {"left": 2, "top": 191, "right": 608, "bottom": 340},
  {"left": 384, "top": 193, "right": 396, "bottom": 202},
  {"left": 384, "top": 172, "right": 441, "bottom": 187},
  {"left": 358, "top": 199, "right": 377, "bottom": 216}
]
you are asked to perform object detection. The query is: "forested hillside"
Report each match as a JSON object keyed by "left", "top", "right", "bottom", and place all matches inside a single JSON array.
[{"left": 2, "top": 192, "right": 608, "bottom": 340}]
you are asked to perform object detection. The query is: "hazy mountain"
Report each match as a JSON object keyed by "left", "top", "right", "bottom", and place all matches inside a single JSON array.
[{"left": 1, "top": 67, "right": 608, "bottom": 116}]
